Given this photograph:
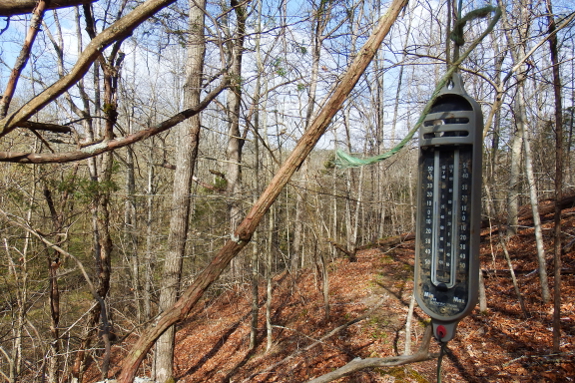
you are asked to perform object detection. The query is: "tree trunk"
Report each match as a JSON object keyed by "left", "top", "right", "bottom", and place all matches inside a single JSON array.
[
  {"left": 43, "top": 181, "right": 73, "bottom": 383},
  {"left": 144, "top": 141, "right": 156, "bottom": 321},
  {"left": 124, "top": 115, "right": 142, "bottom": 323},
  {"left": 499, "top": 0, "right": 526, "bottom": 238},
  {"left": 265, "top": 205, "right": 274, "bottom": 353},
  {"left": 70, "top": 27, "right": 120, "bottom": 377},
  {"left": 226, "top": 0, "right": 248, "bottom": 278},
  {"left": 518, "top": 87, "right": 551, "bottom": 303},
  {"left": 155, "top": 1, "right": 205, "bottom": 381},
  {"left": 546, "top": 0, "right": 564, "bottom": 352},
  {"left": 96, "top": 44, "right": 122, "bottom": 381},
  {"left": 506, "top": 127, "right": 522, "bottom": 237},
  {"left": 293, "top": 0, "right": 332, "bottom": 272},
  {"left": 249, "top": 0, "right": 265, "bottom": 348}
]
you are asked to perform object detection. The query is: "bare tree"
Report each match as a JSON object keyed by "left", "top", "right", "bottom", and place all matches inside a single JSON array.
[
  {"left": 545, "top": 0, "right": 564, "bottom": 352},
  {"left": 225, "top": 0, "right": 249, "bottom": 278},
  {"left": 155, "top": 1, "right": 206, "bottom": 381},
  {"left": 499, "top": 0, "right": 551, "bottom": 302}
]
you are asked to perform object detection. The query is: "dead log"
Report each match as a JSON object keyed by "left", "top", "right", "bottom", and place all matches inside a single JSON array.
[
  {"left": 305, "top": 326, "right": 436, "bottom": 383},
  {"left": 357, "top": 233, "right": 416, "bottom": 252},
  {"left": 517, "top": 191, "right": 575, "bottom": 221},
  {"left": 328, "top": 240, "right": 356, "bottom": 261}
]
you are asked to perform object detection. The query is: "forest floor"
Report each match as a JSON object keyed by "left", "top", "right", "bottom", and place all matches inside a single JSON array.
[{"left": 106, "top": 202, "right": 575, "bottom": 383}]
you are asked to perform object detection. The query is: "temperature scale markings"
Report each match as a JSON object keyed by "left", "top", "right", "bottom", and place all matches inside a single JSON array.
[{"left": 419, "top": 147, "right": 473, "bottom": 315}]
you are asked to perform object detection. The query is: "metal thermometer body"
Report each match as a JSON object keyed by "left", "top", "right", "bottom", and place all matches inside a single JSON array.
[{"left": 414, "top": 74, "right": 483, "bottom": 342}]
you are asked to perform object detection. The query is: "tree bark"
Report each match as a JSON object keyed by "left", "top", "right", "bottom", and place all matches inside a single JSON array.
[{"left": 118, "top": 1, "right": 408, "bottom": 380}]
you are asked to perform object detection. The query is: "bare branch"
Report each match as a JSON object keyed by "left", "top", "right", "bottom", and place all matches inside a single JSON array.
[
  {"left": 0, "top": 81, "right": 227, "bottom": 163},
  {"left": 0, "top": 0, "right": 180, "bottom": 138},
  {"left": 0, "top": 0, "right": 48, "bottom": 118},
  {"left": 501, "top": 10, "right": 575, "bottom": 85},
  {"left": 0, "top": 0, "right": 95, "bottom": 17},
  {"left": 18, "top": 121, "right": 72, "bottom": 134}
]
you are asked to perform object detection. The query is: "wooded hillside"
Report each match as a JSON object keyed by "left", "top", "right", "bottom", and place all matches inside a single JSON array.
[
  {"left": 87, "top": 200, "right": 574, "bottom": 382},
  {"left": 0, "top": 0, "right": 574, "bottom": 382}
]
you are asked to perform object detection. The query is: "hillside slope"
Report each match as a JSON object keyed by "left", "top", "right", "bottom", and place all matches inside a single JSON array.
[{"left": 107, "top": 203, "right": 575, "bottom": 383}]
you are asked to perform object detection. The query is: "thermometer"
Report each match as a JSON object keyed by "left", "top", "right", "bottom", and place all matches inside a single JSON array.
[{"left": 414, "top": 73, "right": 483, "bottom": 342}]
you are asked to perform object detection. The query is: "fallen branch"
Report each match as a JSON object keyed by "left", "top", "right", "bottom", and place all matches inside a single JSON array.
[
  {"left": 328, "top": 240, "right": 355, "bottom": 259},
  {"left": 357, "top": 233, "right": 415, "bottom": 252},
  {"left": 242, "top": 296, "right": 389, "bottom": 383},
  {"left": 306, "top": 325, "right": 436, "bottom": 383},
  {"left": 502, "top": 351, "right": 575, "bottom": 368}
]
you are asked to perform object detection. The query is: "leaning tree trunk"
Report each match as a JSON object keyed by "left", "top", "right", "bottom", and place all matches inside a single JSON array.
[{"left": 118, "top": 2, "right": 408, "bottom": 380}]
